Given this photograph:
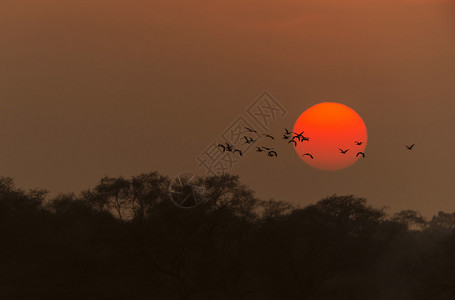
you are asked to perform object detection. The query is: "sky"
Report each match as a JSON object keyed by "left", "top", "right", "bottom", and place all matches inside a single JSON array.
[{"left": 1, "top": 0, "right": 455, "bottom": 217}]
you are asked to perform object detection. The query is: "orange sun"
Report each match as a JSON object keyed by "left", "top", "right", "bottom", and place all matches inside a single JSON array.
[{"left": 293, "top": 102, "right": 367, "bottom": 171}]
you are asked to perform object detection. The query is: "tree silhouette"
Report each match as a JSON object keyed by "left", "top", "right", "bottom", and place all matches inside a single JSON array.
[{"left": 1, "top": 173, "right": 455, "bottom": 299}]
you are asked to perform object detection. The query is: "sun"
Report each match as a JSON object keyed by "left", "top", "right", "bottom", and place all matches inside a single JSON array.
[{"left": 293, "top": 102, "right": 367, "bottom": 171}]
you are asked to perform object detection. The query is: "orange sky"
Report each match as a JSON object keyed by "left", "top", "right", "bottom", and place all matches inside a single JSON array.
[{"left": 0, "top": 0, "right": 455, "bottom": 217}]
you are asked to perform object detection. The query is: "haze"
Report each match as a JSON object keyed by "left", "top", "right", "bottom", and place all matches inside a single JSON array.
[{"left": 1, "top": 0, "right": 455, "bottom": 217}]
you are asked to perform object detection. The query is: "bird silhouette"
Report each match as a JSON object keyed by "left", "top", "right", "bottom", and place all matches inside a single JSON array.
[
  {"left": 268, "top": 150, "right": 277, "bottom": 157},
  {"left": 282, "top": 134, "right": 290, "bottom": 140},
  {"left": 405, "top": 144, "right": 415, "bottom": 150},
  {"left": 301, "top": 136, "right": 310, "bottom": 142},
  {"left": 256, "top": 146, "right": 264, "bottom": 152},
  {"left": 284, "top": 128, "right": 293, "bottom": 135},
  {"left": 356, "top": 152, "right": 365, "bottom": 158},
  {"left": 233, "top": 149, "right": 242, "bottom": 156},
  {"left": 302, "top": 153, "right": 313, "bottom": 159},
  {"left": 355, "top": 141, "right": 363, "bottom": 145},
  {"left": 245, "top": 127, "right": 257, "bottom": 133},
  {"left": 293, "top": 131, "right": 305, "bottom": 141},
  {"left": 339, "top": 148, "right": 349, "bottom": 154},
  {"left": 264, "top": 134, "right": 275, "bottom": 140},
  {"left": 243, "top": 136, "right": 256, "bottom": 144},
  {"left": 288, "top": 139, "right": 297, "bottom": 147},
  {"left": 217, "top": 144, "right": 226, "bottom": 152},
  {"left": 225, "top": 143, "right": 234, "bottom": 152}
]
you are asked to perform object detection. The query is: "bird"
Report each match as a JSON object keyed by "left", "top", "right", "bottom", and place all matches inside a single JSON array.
[
  {"left": 233, "top": 149, "right": 242, "bottom": 156},
  {"left": 293, "top": 131, "right": 305, "bottom": 141},
  {"left": 217, "top": 144, "right": 226, "bottom": 152},
  {"left": 282, "top": 134, "right": 290, "bottom": 140},
  {"left": 264, "top": 134, "right": 275, "bottom": 140},
  {"left": 355, "top": 141, "right": 363, "bottom": 145},
  {"left": 244, "top": 127, "right": 257, "bottom": 133},
  {"left": 405, "top": 144, "right": 415, "bottom": 150},
  {"left": 339, "top": 148, "right": 349, "bottom": 154},
  {"left": 284, "top": 128, "right": 293, "bottom": 135},
  {"left": 256, "top": 146, "right": 264, "bottom": 152},
  {"left": 243, "top": 136, "right": 256, "bottom": 144},
  {"left": 302, "top": 153, "right": 313, "bottom": 159},
  {"left": 288, "top": 139, "right": 297, "bottom": 147},
  {"left": 268, "top": 151, "right": 277, "bottom": 157},
  {"left": 225, "top": 143, "right": 234, "bottom": 152},
  {"left": 356, "top": 152, "right": 365, "bottom": 158},
  {"left": 301, "top": 136, "right": 310, "bottom": 142}
]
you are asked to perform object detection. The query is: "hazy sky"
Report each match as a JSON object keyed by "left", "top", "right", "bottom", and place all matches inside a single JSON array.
[{"left": 1, "top": 0, "right": 455, "bottom": 217}]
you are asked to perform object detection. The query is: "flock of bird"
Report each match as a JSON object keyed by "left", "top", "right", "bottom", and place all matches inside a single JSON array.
[{"left": 217, "top": 127, "right": 416, "bottom": 159}]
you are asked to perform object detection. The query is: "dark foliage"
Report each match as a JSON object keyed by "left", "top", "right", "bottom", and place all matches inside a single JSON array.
[{"left": 1, "top": 173, "right": 454, "bottom": 299}]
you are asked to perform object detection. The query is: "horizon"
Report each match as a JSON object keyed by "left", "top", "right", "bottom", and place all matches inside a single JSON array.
[{"left": 2, "top": 0, "right": 455, "bottom": 218}]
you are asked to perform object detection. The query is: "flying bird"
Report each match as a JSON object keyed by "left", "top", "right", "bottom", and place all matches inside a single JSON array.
[
  {"left": 302, "top": 153, "right": 313, "bottom": 159},
  {"left": 301, "top": 136, "right": 310, "bottom": 142},
  {"left": 293, "top": 131, "right": 305, "bottom": 141},
  {"left": 256, "top": 146, "right": 264, "bottom": 152},
  {"left": 284, "top": 128, "right": 293, "bottom": 135},
  {"left": 339, "top": 148, "right": 349, "bottom": 154},
  {"left": 355, "top": 141, "right": 363, "bottom": 145},
  {"left": 225, "top": 143, "right": 234, "bottom": 152},
  {"left": 288, "top": 139, "right": 297, "bottom": 147},
  {"left": 264, "top": 134, "right": 275, "bottom": 140},
  {"left": 217, "top": 144, "right": 226, "bottom": 152},
  {"left": 282, "top": 134, "right": 290, "bottom": 140},
  {"left": 233, "top": 149, "right": 242, "bottom": 156},
  {"left": 243, "top": 136, "right": 256, "bottom": 144},
  {"left": 244, "top": 127, "right": 257, "bottom": 133},
  {"left": 268, "top": 151, "right": 277, "bottom": 157},
  {"left": 356, "top": 152, "right": 365, "bottom": 158},
  {"left": 405, "top": 144, "right": 415, "bottom": 150}
]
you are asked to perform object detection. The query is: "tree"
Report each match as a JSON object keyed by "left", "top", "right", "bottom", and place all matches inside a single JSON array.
[
  {"left": 392, "top": 209, "right": 427, "bottom": 230},
  {"left": 81, "top": 171, "right": 169, "bottom": 223}
]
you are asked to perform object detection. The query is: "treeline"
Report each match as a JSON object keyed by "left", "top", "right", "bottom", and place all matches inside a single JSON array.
[{"left": 1, "top": 172, "right": 455, "bottom": 299}]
